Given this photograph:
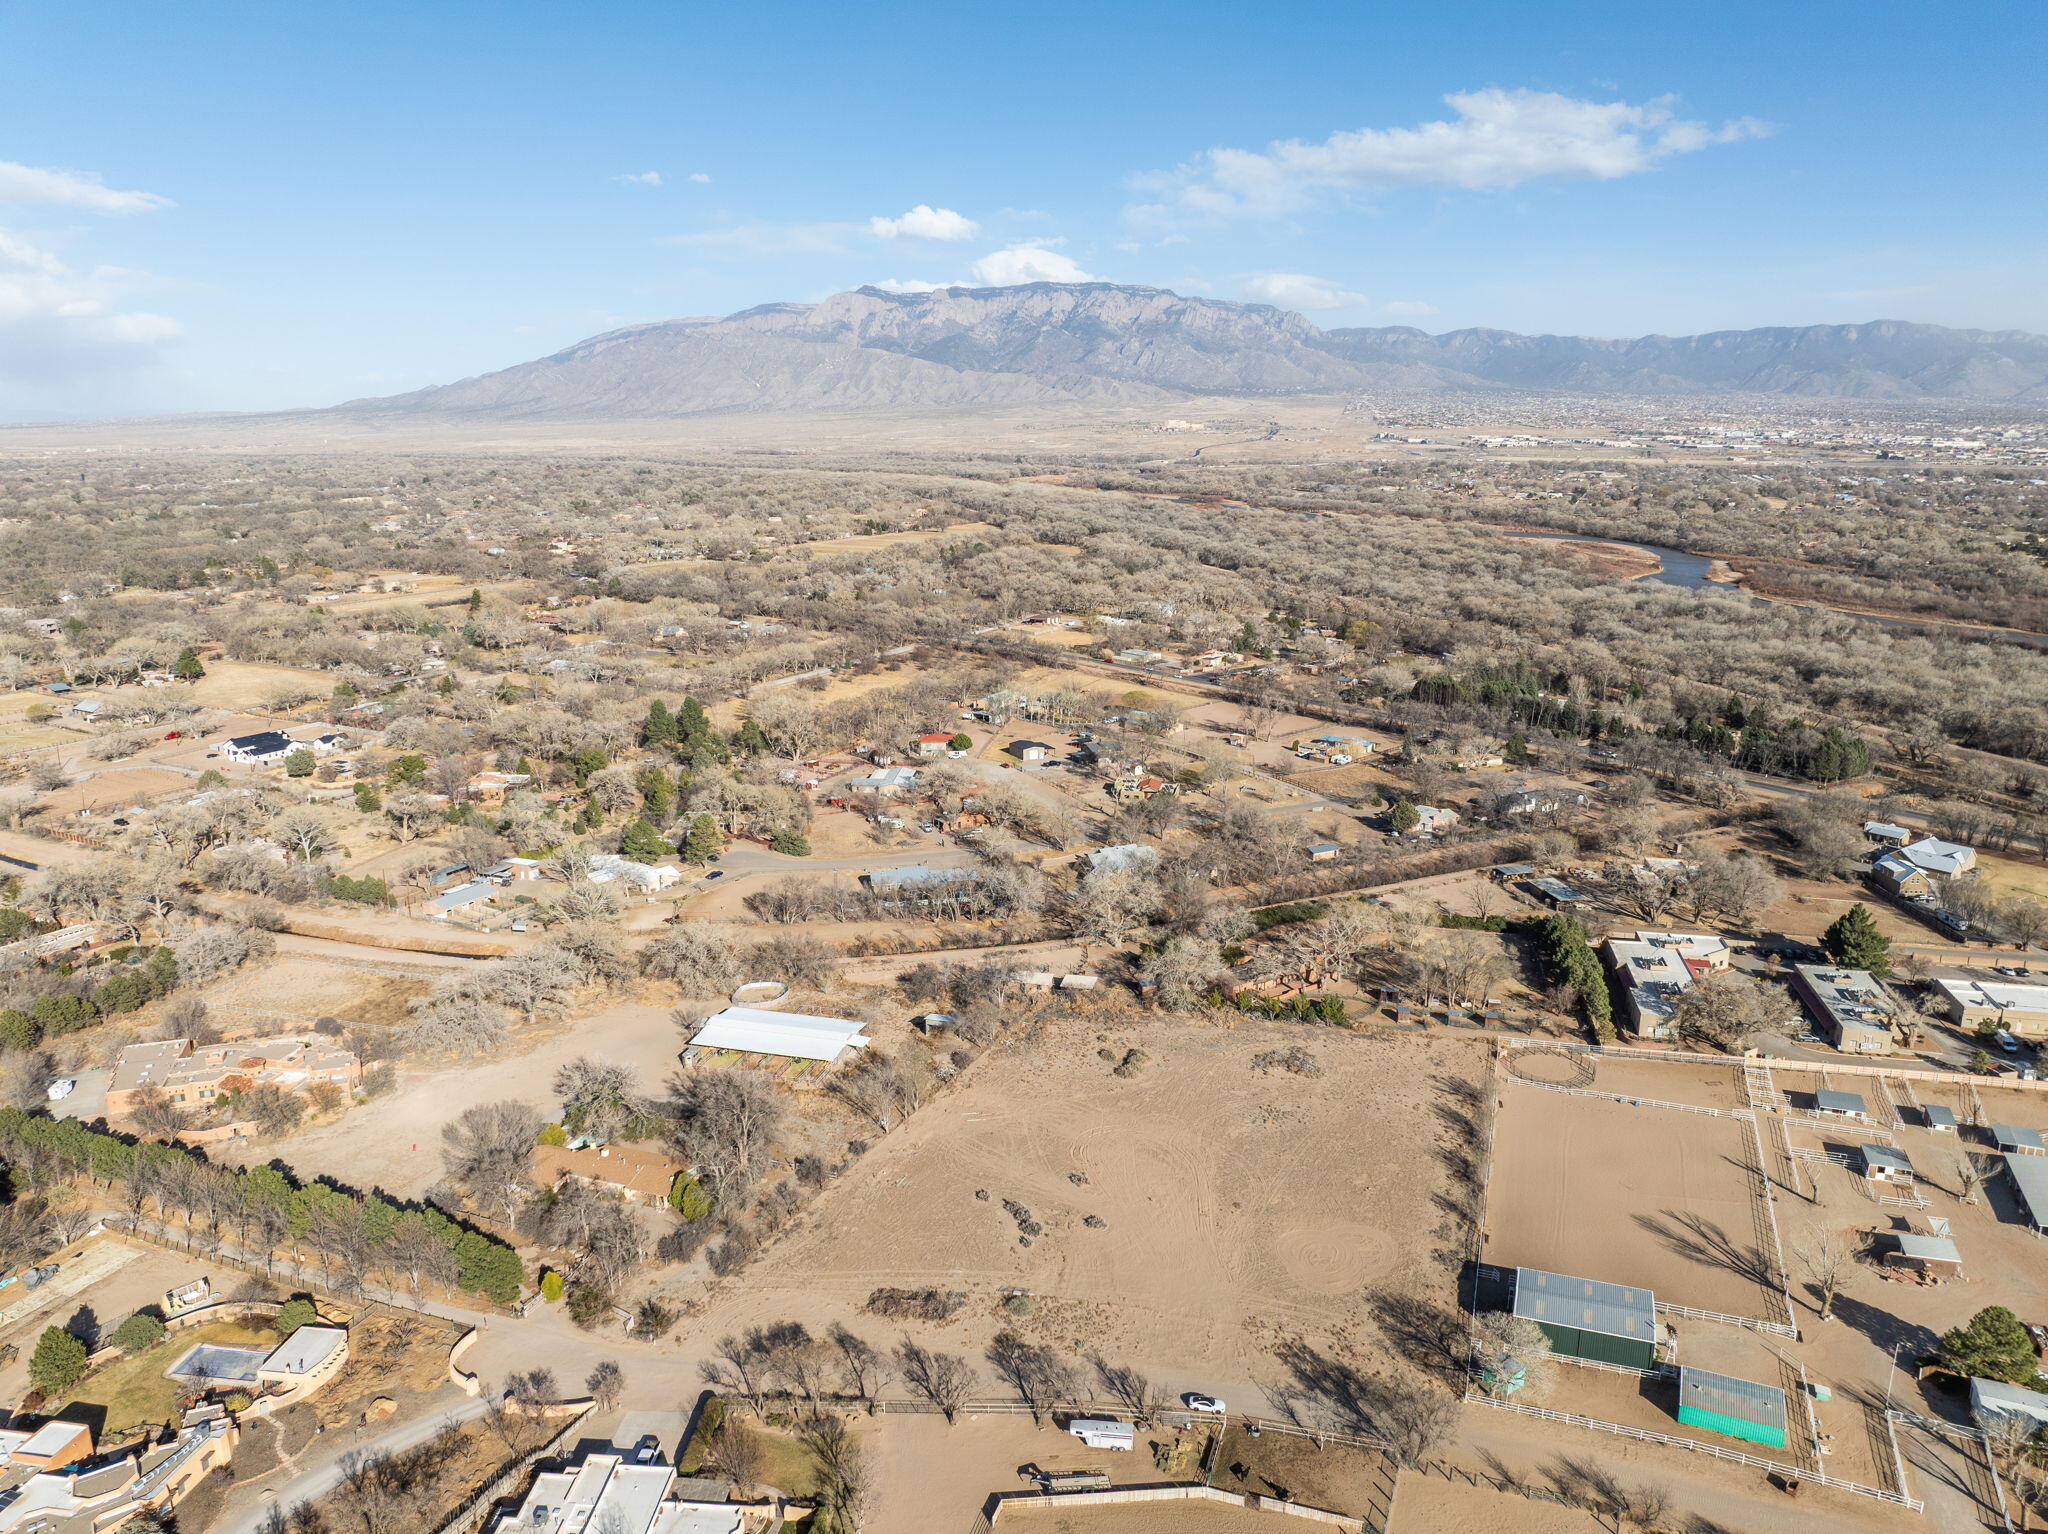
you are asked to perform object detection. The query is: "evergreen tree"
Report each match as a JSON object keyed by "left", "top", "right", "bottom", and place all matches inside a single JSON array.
[
  {"left": 681, "top": 813, "right": 724, "bottom": 864},
  {"left": 1388, "top": 800, "right": 1421, "bottom": 834},
  {"left": 274, "top": 1297, "right": 319, "bottom": 1336},
  {"left": 28, "top": 1326, "right": 87, "bottom": 1395},
  {"left": 675, "top": 696, "right": 710, "bottom": 739},
  {"left": 637, "top": 771, "right": 674, "bottom": 821},
  {"left": 669, "top": 1172, "right": 710, "bottom": 1221},
  {"left": 619, "top": 818, "right": 673, "bottom": 861},
  {"left": 353, "top": 783, "right": 382, "bottom": 813},
  {"left": 643, "top": 700, "right": 678, "bottom": 748},
  {"left": 604, "top": 575, "right": 624, "bottom": 598},
  {"left": 332, "top": 679, "right": 359, "bottom": 706},
  {"left": 767, "top": 827, "right": 811, "bottom": 856},
  {"left": 730, "top": 719, "right": 769, "bottom": 755},
  {"left": 1937, "top": 1306, "right": 2040, "bottom": 1384},
  {"left": 467, "top": 588, "right": 483, "bottom": 612},
  {"left": 437, "top": 674, "right": 456, "bottom": 696},
  {"left": 947, "top": 732, "right": 972, "bottom": 752},
  {"left": 283, "top": 748, "right": 315, "bottom": 778},
  {"left": 171, "top": 648, "right": 205, "bottom": 681},
  {"left": 1822, "top": 903, "right": 1892, "bottom": 976}
]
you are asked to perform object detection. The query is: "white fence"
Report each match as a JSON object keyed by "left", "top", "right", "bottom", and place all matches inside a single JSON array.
[
  {"left": 1655, "top": 1300, "right": 1798, "bottom": 1340},
  {"left": 1463, "top": 1393, "right": 1922, "bottom": 1510},
  {"left": 1516, "top": 1078, "right": 1753, "bottom": 1120}
]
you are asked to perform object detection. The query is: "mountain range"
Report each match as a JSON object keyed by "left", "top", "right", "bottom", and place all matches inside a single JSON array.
[{"left": 334, "top": 283, "right": 2048, "bottom": 419}]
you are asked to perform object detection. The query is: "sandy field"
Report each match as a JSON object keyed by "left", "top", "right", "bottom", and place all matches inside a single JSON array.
[
  {"left": 1483, "top": 1084, "right": 1774, "bottom": 1317},
  {"left": 705, "top": 1020, "right": 1483, "bottom": 1401},
  {"left": 0, "top": 1235, "right": 215, "bottom": 1403},
  {"left": 199, "top": 955, "right": 428, "bottom": 1031},
  {"left": 37, "top": 767, "right": 191, "bottom": 814},
  {"left": 1000, "top": 1501, "right": 1340, "bottom": 1533},
  {"left": 1388, "top": 1474, "right": 1605, "bottom": 1534},
  {"left": 175, "top": 659, "right": 335, "bottom": 710}
]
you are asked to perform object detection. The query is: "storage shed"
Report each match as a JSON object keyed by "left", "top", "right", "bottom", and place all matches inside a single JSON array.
[
  {"left": 1813, "top": 1089, "right": 1868, "bottom": 1119},
  {"left": 687, "top": 1007, "right": 871, "bottom": 1065},
  {"left": 1860, "top": 1144, "right": 1916, "bottom": 1185},
  {"left": 1887, "top": 1232, "right": 1963, "bottom": 1279},
  {"left": 1924, "top": 1105, "right": 1958, "bottom": 1133},
  {"left": 1511, "top": 1268, "right": 1658, "bottom": 1371},
  {"left": 1676, "top": 1367, "right": 1788, "bottom": 1449},
  {"left": 2006, "top": 1153, "right": 2048, "bottom": 1231}
]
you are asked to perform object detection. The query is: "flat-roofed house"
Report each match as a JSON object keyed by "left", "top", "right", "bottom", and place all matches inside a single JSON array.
[
  {"left": 1932, "top": 978, "right": 2048, "bottom": 1041},
  {"left": 1792, "top": 966, "right": 1897, "bottom": 1054},
  {"left": 532, "top": 1143, "right": 687, "bottom": 1204}
]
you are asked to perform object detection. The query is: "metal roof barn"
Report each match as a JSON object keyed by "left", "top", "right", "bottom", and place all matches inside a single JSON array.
[
  {"left": 1992, "top": 1123, "right": 2047, "bottom": 1155},
  {"left": 2006, "top": 1153, "right": 2048, "bottom": 1229},
  {"left": 1513, "top": 1268, "right": 1658, "bottom": 1370},
  {"left": 689, "top": 1007, "right": 871, "bottom": 1063},
  {"left": 1677, "top": 1366, "right": 1788, "bottom": 1448},
  {"left": 1814, "top": 1089, "right": 1867, "bottom": 1116}
]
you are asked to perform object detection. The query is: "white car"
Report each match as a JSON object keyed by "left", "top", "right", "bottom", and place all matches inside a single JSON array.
[
  {"left": 1181, "top": 1393, "right": 1226, "bottom": 1416},
  {"left": 45, "top": 1079, "right": 75, "bottom": 1102}
]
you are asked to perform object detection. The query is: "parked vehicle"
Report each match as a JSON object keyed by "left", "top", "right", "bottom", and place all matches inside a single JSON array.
[
  {"left": 1181, "top": 1393, "right": 1227, "bottom": 1415},
  {"left": 1066, "top": 1419, "right": 1135, "bottom": 1450},
  {"left": 1996, "top": 1030, "right": 2022, "bottom": 1053},
  {"left": 44, "top": 1079, "right": 74, "bottom": 1102},
  {"left": 633, "top": 1434, "right": 662, "bottom": 1464}
]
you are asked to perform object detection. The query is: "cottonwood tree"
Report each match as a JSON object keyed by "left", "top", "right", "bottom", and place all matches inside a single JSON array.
[
  {"left": 554, "top": 1057, "right": 641, "bottom": 1141},
  {"left": 986, "top": 1331, "right": 1079, "bottom": 1425},
  {"left": 896, "top": 1338, "right": 976, "bottom": 1423},
  {"left": 798, "top": 1413, "right": 871, "bottom": 1531},
  {"left": 643, "top": 927, "right": 745, "bottom": 993},
  {"left": 1796, "top": 1230, "right": 1851, "bottom": 1322},
  {"left": 828, "top": 1323, "right": 890, "bottom": 1404},
  {"left": 664, "top": 1069, "right": 785, "bottom": 1210},
  {"left": 1671, "top": 971, "right": 1776, "bottom": 1052},
  {"left": 1092, "top": 1358, "right": 1163, "bottom": 1424},
  {"left": 585, "top": 1359, "right": 625, "bottom": 1411},
  {"left": 440, "top": 1101, "right": 543, "bottom": 1224}
]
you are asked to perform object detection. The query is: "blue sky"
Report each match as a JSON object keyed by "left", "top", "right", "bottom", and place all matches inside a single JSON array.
[{"left": 0, "top": 0, "right": 2039, "bottom": 418}]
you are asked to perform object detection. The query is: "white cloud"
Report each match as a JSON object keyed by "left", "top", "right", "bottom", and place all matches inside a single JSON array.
[
  {"left": 1241, "top": 272, "right": 1369, "bottom": 310},
  {"left": 869, "top": 204, "right": 980, "bottom": 241},
  {"left": 611, "top": 171, "right": 662, "bottom": 186},
  {"left": 1134, "top": 89, "right": 1770, "bottom": 219},
  {"left": 665, "top": 220, "right": 861, "bottom": 255},
  {"left": 967, "top": 242, "right": 1093, "bottom": 286},
  {"left": 869, "top": 278, "right": 952, "bottom": 293},
  {"left": 0, "top": 161, "right": 171, "bottom": 215},
  {"left": 1382, "top": 299, "right": 1439, "bottom": 317},
  {"left": 688, "top": 172, "right": 712, "bottom": 184},
  {"left": 0, "top": 230, "right": 179, "bottom": 384}
]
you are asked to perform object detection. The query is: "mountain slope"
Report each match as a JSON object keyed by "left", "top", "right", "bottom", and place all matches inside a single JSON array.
[{"left": 335, "top": 286, "right": 2048, "bottom": 419}]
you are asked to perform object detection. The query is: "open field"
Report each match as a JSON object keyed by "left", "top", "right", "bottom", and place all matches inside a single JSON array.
[
  {"left": 702, "top": 1019, "right": 1482, "bottom": 1398},
  {"left": 176, "top": 659, "right": 337, "bottom": 710},
  {"left": 199, "top": 955, "right": 430, "bottom": 1031},
  {"left": 36, "top": 767, "right": 191, "bottom": 814},
  {"left": 1974, "top": 851, "right": 2048, "bottom": 904},
  {"left": 1001, "top": 1501, "right": 1342, "bottom": 1533},
  {"left": 1482, "top": 1077, "right": 1774, "bottom": 1317}
]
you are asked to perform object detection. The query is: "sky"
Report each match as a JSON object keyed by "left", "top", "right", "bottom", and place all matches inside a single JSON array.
[{"left": 0, "top": 0, "right": 2041, "bottom": 420}]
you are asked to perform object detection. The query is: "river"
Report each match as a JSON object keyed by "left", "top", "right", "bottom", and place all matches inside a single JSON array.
[{"left": 1503, "top": 529, "right": 2048, "bottom": 650}]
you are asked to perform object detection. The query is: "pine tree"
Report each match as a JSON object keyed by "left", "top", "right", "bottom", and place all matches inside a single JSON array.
[
  {"left": 619, "top": 818, "right": 673, "bottom": 861},
  {"left": 28, "top": 1326, "right": 87, "bottom": 1395},
  {"left": 1389, "top": 800, "right": 1421, "bottom": 834},
  {"left": 669, "top": 1173, "right": 710, "bottom": 1221},
  {"left": 171, "top": 648, "right": 205, "bottom": 681},
  {"left": 1822, "top": 903, "right": 1892, "bottom": 976},
  {"left": 642, "top": 700, "right": 678, "bottom": 748},
  {"left": 681, "top": 813, "right": 724, "bottom": 864},
  {"left": 638, "top": 771, "right": 674, "bottom": 821},
  {"left": 730, "top": 719, "right": 769, "bottom": 755},
  {"left": 467, "top": 588, "right": 483, "bottom": 612},
  {"left": 1937, "top": 1306, "right": 2039, "bottom": 1384},
  {"left": 676, "top": 697, "right": 710, "bottom": 739}
]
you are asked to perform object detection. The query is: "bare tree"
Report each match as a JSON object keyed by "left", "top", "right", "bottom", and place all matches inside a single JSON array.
[
  {"left": 896, "top": 1338, "right": 976, "bottom": 1424},
  {"left": 663, "top": 1069, "right": 785, "bottom": 1211},
  {"left": 440, "top": 1101, "right": 542, "bottom": 1223},
  {"left": 585, "top": 1359, "right": 625, "bottom": 1411},
  {"left": 829, "top": 1323, "right": 891, "bottom": 1405},
  {"left": 1092, "top": 1357, "right": 1163, "bottom": 1424},
  {"left": 1796, "top": 1230, "right": 1851, "bottom": 1322},
  {"left": 986, "top": 1331, "right": 1080, "bottom": 1425}
]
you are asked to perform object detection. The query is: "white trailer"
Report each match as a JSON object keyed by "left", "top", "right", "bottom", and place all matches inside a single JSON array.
[{"left": 1066, "top": 1419, "right": 1135, "bottom": 1451}]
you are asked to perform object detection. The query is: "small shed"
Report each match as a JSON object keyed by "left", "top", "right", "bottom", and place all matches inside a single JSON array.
[
  {"left": 1813, "top": 1089, "right": 1868, "bottom": 1120},
  {"left": 1992, "top": 1123, "right": 2047, "bottom": 1156},
  {"left": 1924, "top": 1105, "right": 1958, "bottom": 1134},
  {"left": 1887, "top": 1232, "right": 1963, "bottom": 1280},
  {"left": 1676, "top": 1367, "right": 1788, "bottom": 1450},
  {"left": 1512, "top": 1267, "right": 1658, "bottom": 1371},
  {"left": 1972, "top": 1377, "right": 2048, "bottom": 1433},
  {"left": 1307, "top": 842, "right": 1341, "bottom": 862},
  {"left": 1860, "top": 1144, "right": 1916, "bottom": 1185}
]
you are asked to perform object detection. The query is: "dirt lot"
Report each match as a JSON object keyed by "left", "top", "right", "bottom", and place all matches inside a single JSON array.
[
  {"left": 1389, "top": 1474, "right": 1604, "bottom": 1534},
  {"left": 0, "top": 1235, "right": 217, "bottom": 1405},
  {"left": 175, "top": 659, "right": 336, "bottom": 711},
  {"left": 199, "top": 955, "right": 430, "bottom": 1032},
  {"left": 697, "top": 1020, "right": 1483, "bottom": 1407},
  {"left": 1000, "top": 1501, "right": 1340, "bottom": 1533},
  {"left": 1483, "top": 1079, "right": 1775, "bottom": 1317},
  {"left": 36, "top": 768, "right": 191, "bottom": 814}
]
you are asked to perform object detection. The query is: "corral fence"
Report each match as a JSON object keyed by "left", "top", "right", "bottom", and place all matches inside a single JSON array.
[{"left": 1464, "top": 1392, "right": 1923, "bottom": 1511}]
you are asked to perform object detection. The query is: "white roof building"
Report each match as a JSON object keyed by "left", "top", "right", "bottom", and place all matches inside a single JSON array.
[
  {"left": 489, "top": 1453, "right": 742, "bottom": 1534},
  {"left": 1603, "top": 932, "right": 1729, "bottom": 1041},
  {"left": 1971, "top": 1377, "right": 2048, "bottom": 1432},
  {"left": 1085, "top": 843, "right": 1160, "bottom": 876},
  {"left": 688, "top": 1007, "right": 871, "bottom": 1064},
  {"left": 588, "top": 854, "right": 684, "bottom": 891}
]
